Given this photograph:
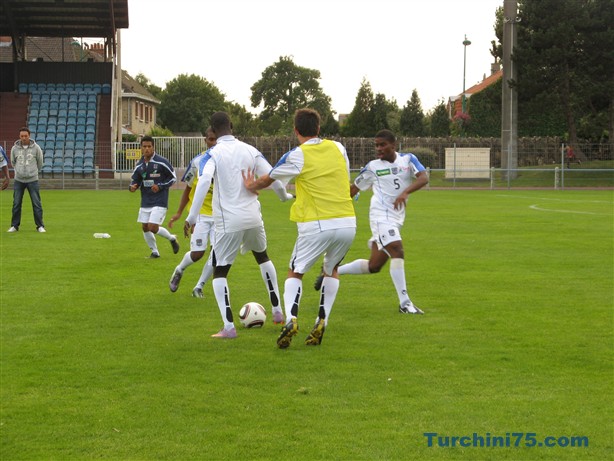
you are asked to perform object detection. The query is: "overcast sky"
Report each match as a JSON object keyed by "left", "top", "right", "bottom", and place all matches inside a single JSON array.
[{"left": 119, "top": 0, "right": 503, "bottom": 116}]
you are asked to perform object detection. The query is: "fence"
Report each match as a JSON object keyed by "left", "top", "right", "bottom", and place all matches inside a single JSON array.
[{"left": 4, "top": 136, "right": 610, "bottom": 190}]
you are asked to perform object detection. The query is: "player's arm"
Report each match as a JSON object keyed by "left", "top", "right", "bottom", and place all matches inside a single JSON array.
[
  {"left": 349, "top": 184, "right": 360, "bottom": 198},
  {"left": 243, "top": 170, "right": 275, "bottom": 193},
  {"left": 393, "top": 170, "right": 429, "bottom": 210},
  {"left": 169, "top": 185, "right": 192, "bottom": 229},
  {"left": 1, "top": 165, "right": 9, "bottom": 190}
]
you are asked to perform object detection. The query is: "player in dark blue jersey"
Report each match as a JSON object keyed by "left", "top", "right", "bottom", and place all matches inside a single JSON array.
[{"left": 129, "top": 136, "right": 179, "bottom": 258}]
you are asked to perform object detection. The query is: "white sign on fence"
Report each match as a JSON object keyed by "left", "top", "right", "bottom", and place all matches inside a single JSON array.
[{"left": 445, "top": 147, "right": 491, "bottom": 179}]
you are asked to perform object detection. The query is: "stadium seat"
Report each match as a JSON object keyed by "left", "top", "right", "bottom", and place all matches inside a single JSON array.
[
  {"left": 86, "top": 116, "right": 96, "bottom": 126},
  {"left": 46, "top": 124, "right": 57, "bottom": 134},
  {"left": 85, "top": 141, "right": 94, "bottom": 150},
  {"left": 19, "top": 83, "right": 28, "bottom": 93},
  {"left": 85, "top": 132, "right": 95, "bottom": 142},
  {"left": 37, "top": 83, "right": 46, "bottom": 91},
  {"left": 101, "top": 83, "right": 111, "bottom": 94},
  {"left": 76, "top": 133, "right": 85, "bottom": 142},
  {"left": 86, "top": 125, "right": 95, "bottom": 134},
  {"left": 65, "top": 133, "right": 76, "bottom": 142},
  {"left": 84, "top": 149, "right": 94, "bottom": 160},
  {"left": 65, "top": 83, "right": 74, "bottom": 91}
]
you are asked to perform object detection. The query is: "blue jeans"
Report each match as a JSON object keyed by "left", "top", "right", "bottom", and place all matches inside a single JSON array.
[{"left": 11, "top": 180, "right": 44, "bottom": 229}]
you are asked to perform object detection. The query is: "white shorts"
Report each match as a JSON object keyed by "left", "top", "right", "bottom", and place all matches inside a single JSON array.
[
  {"left": 191, "top": 217, "right": 214, "bottom": 252},
  {"left": 369, "top": 221, "right": 403, "bottom": 251},
  {"left": 138, "top": 206, "right": 167, "bottom": 225},
  {"left": 290, "top": 227, "right": 356, "bottom": 275},
  {"left": 212, "top": 226, "right": 267, "bottom": 266}
]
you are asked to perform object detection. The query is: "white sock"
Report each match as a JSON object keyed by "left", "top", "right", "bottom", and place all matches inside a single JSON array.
[
  {"left": 156, "top": 226, "right": 174, "bottom": 240},
  {"left": 259, "top": 260, "right": 282, "bottom": 313},
  {"left": 196, "top": 252, "right": 214, "bottom": 288},
  {"left": 318, "top": 277, "right": 340, "bottom": 326},
  {"left": 283, "top": 277, "right": 302, "bottom": 321},
  {"left": 143, "top": 231, "right": 158, "bottom": 253},
  {"left": 178, "top": 252, "right": 195, "bottom": 271},
  {"left": 212, "top": 278, "right": 234, "bottom": 329},
  {"left": 338, "top": 259, "right": 370, "bottom": 275},
  {"left": 389, "top": 258, "right": 410, "bottom": 306}
]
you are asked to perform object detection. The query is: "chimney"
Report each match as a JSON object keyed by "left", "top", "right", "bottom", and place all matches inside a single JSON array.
[{"left": 491, "top": 61, "right": 501, "bottom": 75}]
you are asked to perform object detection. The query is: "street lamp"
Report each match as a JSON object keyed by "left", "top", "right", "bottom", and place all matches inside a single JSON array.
[{"left": 462, "top": 35, "right": 471, "bottom": 114}]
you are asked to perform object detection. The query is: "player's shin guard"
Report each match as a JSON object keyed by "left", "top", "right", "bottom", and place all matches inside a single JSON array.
[
  {"left": 212, "top": 278, "right": 234, "bottom": 329},
  {"left": 319, "top": 277, "right": 340, "bottom": 326},
  {"left": 156, "top": 226, "right": 173, "bottom": 240},
  {"left": 389, "top": 258, "right": 410, "bottom": 306},
  {"left": 143, "top": 231, "right": 158, "bottom": 253},
  {"left": 283, "top": 277, "right": 302, "bottom": 321},
  {"left": 259, "top": 260, "right": 281, "bottom": 311}
]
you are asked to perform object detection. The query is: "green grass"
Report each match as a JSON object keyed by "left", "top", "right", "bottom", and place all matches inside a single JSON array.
[{"left": 1, "top": 189, "right": 613, "bottom": 460}]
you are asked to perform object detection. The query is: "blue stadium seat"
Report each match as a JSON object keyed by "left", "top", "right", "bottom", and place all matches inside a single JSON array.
[
  {"left": 86, "top": 125, "right": 95, "bottom": 135},
  {"left": 19, "top": 83, "right": 28, "bottom": 93},
  {"left": 93, "top": 83, "right": 102, "bottom": 93},
  {"left": 85, "top": 132, "right": 95, "bottom": 142},
  {"left": 84, "top": 149, "right": 94, "bottom": 160},
  {"left": 65, "top": 141, "right": 75, "bottom": 151},
  {"left": 65, "top": 83, "right": 74, "bottom": 91},
  {"left": 46, "top": 124, "right": 57, "bottom": 134},
  {"left": 85, "top": 141, "right": 94, "bottom": 150},
  {"left": 86, "top": 117, "right": 96, "bottom": 126},
  {"left": 76, "top": 133, "right": 85, "bottom": 142},
  {"left": 37, "top": 83, "right": 47, "bottom": 91}
]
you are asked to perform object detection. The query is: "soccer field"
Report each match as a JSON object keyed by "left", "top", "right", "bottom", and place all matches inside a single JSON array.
[{"left": 1, "top": 189, "right": 612, "bottom": 460}]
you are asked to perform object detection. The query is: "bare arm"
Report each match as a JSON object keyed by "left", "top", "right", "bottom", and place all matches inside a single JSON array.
[
  {"left": 169, "top": 186, "right": 192, "bottom": 229},
  {"left": 1, "top": 166, "right": 9, "bottom": 190}
]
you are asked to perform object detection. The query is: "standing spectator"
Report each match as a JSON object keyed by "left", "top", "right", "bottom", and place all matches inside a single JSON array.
[
  {"left": 129, "top": 135, "right": 179, "bottom": 258},
  {"left": 243, "top": 108, "right": 356, "bottom": 348},
  {"left": 565, "top": 145, "right": 580, "bottom": 168},
  {"left": 8, "top": 127, "right": 45, "bottom": 232},
  {"left": 168, "top": 128, "right": 217, "bottom": 297},
  {"left": 0, "top": 145, "right": 9, "bottom": 191},
  {"left": 332, "top": 129, "right": 428, "bottom": 314},
  {"left": 185, "top": 112, "right": 292, "bottom": 338}
]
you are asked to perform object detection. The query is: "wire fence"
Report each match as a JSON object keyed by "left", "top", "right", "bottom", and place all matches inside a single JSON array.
[{"left": 2, "top": 136, "right": 611, "bottom": 190}]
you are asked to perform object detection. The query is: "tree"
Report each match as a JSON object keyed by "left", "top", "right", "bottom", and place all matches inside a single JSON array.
[
  {"left": 341, "top": 78, "right": 375, "bottom": 137},
  {"left": 225, "top": 102, "right": 262, "bottom": 136},
  {"left": 427, "top": 100, "right": 450, "bottom": 137},
  {"left": 135, "top": 73, "right": 163, "bottom": 101},
  {"left": 250, "top": 56, "right": 335, "bottom": 135},
  {"left": 157, "top": 74, "right": 226, "bottom": 134},
  {"left": 372, "top": 93, "right": 400, "bottom": 133},
  {"left": 514, "top": 0, "right": 614, "bottom": 143},
  {"left": 399, "top": 89, "right": 426, "bottom": 136}
]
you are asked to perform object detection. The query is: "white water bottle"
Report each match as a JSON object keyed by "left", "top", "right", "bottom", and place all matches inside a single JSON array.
[{"left": 94, "top": 233, "right": 111, "bottom": 239}]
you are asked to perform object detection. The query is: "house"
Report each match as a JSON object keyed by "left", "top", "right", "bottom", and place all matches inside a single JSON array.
[
  {"left": 120, "top": 69, "right": 160, "bottom": 137},
  {"left": 448, "top": 64, "right": 502, "bottom": 118}
]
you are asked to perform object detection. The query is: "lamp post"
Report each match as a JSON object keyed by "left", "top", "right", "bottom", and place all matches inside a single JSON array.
[{"left": 462, "top": 35, "right": 471, "bottom": 114}]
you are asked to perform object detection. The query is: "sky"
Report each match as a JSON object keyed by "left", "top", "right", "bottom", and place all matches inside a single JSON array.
[{"left": 118, "top": 0, "right": 503, "bottom": 116}]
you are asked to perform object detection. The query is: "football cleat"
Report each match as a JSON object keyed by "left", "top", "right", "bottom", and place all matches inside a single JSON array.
[
  {"left": 211, "top": 327, "right": 237, "bottom": 339},
  {"left": 313, "top": 266, "right": 324, "bottom": 291},
  {"left": 7, "top": 226, "right": 18, "bottom": 233},
  {"left": 170, "top": 237, "right": 180, "bottom": 254},
  {"left": 192, "top": 287, "right": 204, "bottom": 298},
  {"left": 272, "top": 310, "right": 285, "bottom": 325},
  {"left": 37, "top": 226, "right": 46, "bottom": 233},
  {"left": 169, "top": 267, "right": 183, "bottom": 292},
  {"left": 277, "top": 318, "right": 298, "bottom": 349},
  {"left": 305, "top": 318, "right": 326, "bottom": 346},
  {"left": 149, "top": 252, "right": 161, "bottom": 259},
  {"left": 399, "top": 302, "right": 424, "bottom": 315}
]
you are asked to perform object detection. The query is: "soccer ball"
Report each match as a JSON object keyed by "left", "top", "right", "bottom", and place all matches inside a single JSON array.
[{"left": 239, "top": 302, "right": 266, "bottom": 328}]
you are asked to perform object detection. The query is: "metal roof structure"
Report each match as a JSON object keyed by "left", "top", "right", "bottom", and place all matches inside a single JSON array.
[{"left": 0, "top": 0, "right": 128, "bottom": 41}]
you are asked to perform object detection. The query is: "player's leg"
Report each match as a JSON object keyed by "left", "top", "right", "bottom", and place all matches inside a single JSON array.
[
  {"left": 306, "top": 227, "right": 356, "bottom": 346},
  {"left": 149, "top": 207, "right": 179, "bottom": 254},
  {"left": 170, "top": 219, "right": 208, "bottom": 292},
  {"left": 209, "top": 230, "right": 242, "bottom": 338},
  {"left": 139, "top": 208, "right": 159, "bottom": 257},
  {"left": 27, "top": 181, "right": 44, "bottom": 230},
  {"left": 384, "top": 239, "right": 423, "bottom": 315},
  {"left": 244, "top": 226, "right": 284, "bottom": 324}
]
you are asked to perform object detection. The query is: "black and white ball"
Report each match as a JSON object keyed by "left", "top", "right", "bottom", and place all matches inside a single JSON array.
[{"left": 239, "top": 302, "right": 266, "bottom": 328}]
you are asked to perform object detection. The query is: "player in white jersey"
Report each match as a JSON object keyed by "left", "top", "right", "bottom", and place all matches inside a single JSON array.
[
  {"left": 335, "top": 129, "right": 428, "bottom": 314},
  {"left": 168, "top": 128, "right": 217, "bottom": 298},
  {"left": 185, "top": 112, "right": 293, "bottom": 339}
]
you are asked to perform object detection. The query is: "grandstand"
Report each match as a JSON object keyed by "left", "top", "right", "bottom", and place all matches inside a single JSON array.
[{"left": 0, "top": 1, "right": 128, "bottom": 179}]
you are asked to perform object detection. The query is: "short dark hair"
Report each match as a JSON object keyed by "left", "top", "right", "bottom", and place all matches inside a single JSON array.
[
  {"left": 294, "top": 108, "right": 320, "bottom": 137},
  {"left": 210, "top": 112, "right": 231, "bottom": 134},
  {"left": 140, "top": 135, "right": 154, "bottom": 146},
  {"left": 375, "top": 129, "right": 396, "bottom": 144},
  {"left": 19, "top": 127, "right": 30, "bottom": 135}
]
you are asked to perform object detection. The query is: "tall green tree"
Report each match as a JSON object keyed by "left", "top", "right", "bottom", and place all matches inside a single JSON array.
[
  {"left": 341, "top": 78, "right": 375, "bottom": 137},
  {"left": 250, "top": 56, "right": 335, "bottom": 135},
  {"left": 515, "top": 0, "right": 614, "bottom": 143},
  {"left": 225, "top": 102, "right": 262, "bottom": 137},
  {"left": 372, "top": 93, "right": 399, "bottom": 133},
  {"left": 399, "top": 89, "right": 425, "bottom": 136},
  {"left": 427, "top": 100, "right": 451, "bottom": 137},
  {"left": 158, "top": 74, "right": 226, "bottom": 134},
  {"left": 135, "top": 73, "right": 163, "bottom": 101}
]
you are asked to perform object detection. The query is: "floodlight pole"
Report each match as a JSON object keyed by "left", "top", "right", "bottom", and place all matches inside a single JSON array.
[
  {"left": 502, "top": 0, "right": 520, "bottom": 185},
  {"left": 462, "top": 35, "right": 471, "bottom": 114}
]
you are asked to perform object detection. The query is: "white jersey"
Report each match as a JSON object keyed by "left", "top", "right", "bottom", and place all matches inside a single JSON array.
[
  {"left": 354, "top": 152, "right": 426, "bottom": 227},
  {"left": 186, "top": 135, "right": 273, "bottom": 233}
]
